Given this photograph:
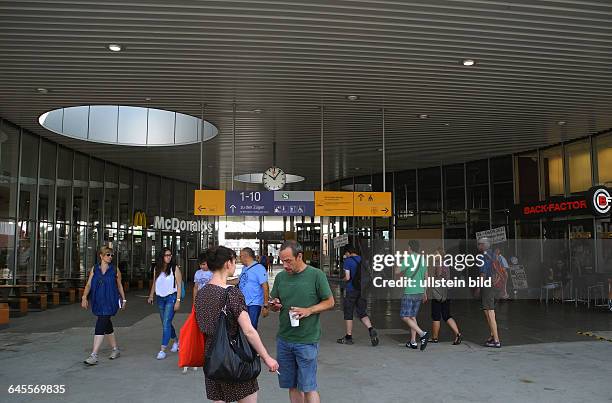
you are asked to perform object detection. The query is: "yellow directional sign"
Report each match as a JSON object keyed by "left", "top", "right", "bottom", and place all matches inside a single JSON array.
[
  {"left": 194, "top": 190, "right": 226, "bottom": 216},
  {"left": 315, "top": 191, "right": 354, "bottom": 216},
  {"left": 353, "top": 192, "right": 392, "bottom": 217}
]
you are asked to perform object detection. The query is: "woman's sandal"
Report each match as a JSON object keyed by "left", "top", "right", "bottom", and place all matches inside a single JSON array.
[
  {"left": 428, "top": 338, "right": 439, "bottom": 343},
  {"left": 453, "top": 333, "right": 463, "bottom": 345}
]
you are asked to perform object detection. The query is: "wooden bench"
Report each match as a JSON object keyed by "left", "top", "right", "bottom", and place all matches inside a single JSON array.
[
  {"left": 0, "top": 302, "right": 9, "bottom": 328},
  {"left": 20, "top": 293, "right": 48, "bottom": 311},
  {"left": 137, "top": 280, "right": 144, "bottom": 290},
  {"left": 53, "top": 288, "right": 76, "bottom": 304},
  {"left": 77, "top": 288, "right": 85, "bottom": 300},
  {"left": 0, "top": 298, "right": 28, "bottom": 317}
]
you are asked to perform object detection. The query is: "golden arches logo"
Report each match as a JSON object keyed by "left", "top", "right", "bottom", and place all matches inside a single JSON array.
[{"left": 133, "top": 211, "right": 147, "bottom": 227}]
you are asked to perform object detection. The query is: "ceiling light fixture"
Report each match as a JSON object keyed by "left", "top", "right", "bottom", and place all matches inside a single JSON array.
[
  {"left": 418, "top": 114, "right": 429, "bottom": 119},
  {"left": 353, "top": 167, "right": 361, "bottom": 170},
  {"left": 462, "top": 59, "right": 476, "bottom": 66},
  {"left": 346, "top": 95, "right": 359, "bottom": 101},
  {"left": 36, "top": 88, "right": 49, "bottom": 94},
  {"left": 107, "top": 43, "right": 123, "bottom": 52},
  {"left": 252, "top": 109, "right": 263, "bottom": 114},
  {"left": 557, "top": 120, "right": 567, "bottom": 126}
]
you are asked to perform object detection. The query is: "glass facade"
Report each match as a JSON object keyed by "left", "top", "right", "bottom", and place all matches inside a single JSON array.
[
  {"left": 0, "top": 118, "right": 212, "bottom": 287},
  {"left": 0, "top": 116, "right": 611, "bottom": 287}
]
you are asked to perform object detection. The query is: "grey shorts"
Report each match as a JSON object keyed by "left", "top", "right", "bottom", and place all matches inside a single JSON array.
[
  {"left": 343, "top": 289, "right": 368, "bottom": 320},
  {"left": 481, "top": 287, "right": 497, "bottom": 310}
]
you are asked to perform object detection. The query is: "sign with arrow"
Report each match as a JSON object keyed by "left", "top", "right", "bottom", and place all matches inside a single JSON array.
[
  {"left": 353, "top": 192, "right": 392, "bottom": 217},
  {"left": 194, "top": 190, "right": 226, "bottom": 216}
]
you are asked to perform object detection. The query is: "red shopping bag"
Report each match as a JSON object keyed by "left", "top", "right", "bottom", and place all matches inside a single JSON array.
[{"left": 178, "top": 307, "right": 206, "bottom": 368}]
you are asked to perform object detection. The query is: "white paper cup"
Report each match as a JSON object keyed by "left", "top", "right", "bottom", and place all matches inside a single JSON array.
[{"left": 289, "top": 310, "right": 300, "bottom": 327}]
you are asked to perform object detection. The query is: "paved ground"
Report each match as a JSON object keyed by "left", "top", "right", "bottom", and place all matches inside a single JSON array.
[{"left": 1, "top": 297, "right": 612, "bottom": 402}]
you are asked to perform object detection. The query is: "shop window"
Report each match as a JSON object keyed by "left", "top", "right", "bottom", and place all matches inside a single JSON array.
[
  {"left": 466, "top": 159, "right": 489, "bottom": 210},
  {"left": 394, "top": 170, "right": 417, "bottom": 224},
  {"left": 147, "top": 174, "right": 160, "bottom": 220},
  {"left": 119, "top": 168, "right": 131, "bottom": 227},
  {"left": 161, "top": 177, "right": 174, "bottom": 217},
  {"left": 104, "top": 163, "right": 119, "bottom": 227},
  {"left": 0, "top": 121, "right": 19, "bottom": 219},
  {"left": 565, "top": 140, "right": 591, "bottom": 194},
  {"left": 0, "top": 219, "right": 16, "bottom": 280},
  {"left": 516, "top": 152, "right": 539, "bottom": 203},
  {"left": 418, "top": 167, "right": 441, "bottom": 212},
  {"left": 541, "top": 146, "right": 564, "bottom": 197},
  {"left": 443, "top": 164, "right": 465, "bottom": 211},
  {"left": 19, "top": 133, "right": 39, "bottom": 221},
  {"left": 596, "top": 133, "right": 612, "bottom": 186},
  {"left": 73, "top": 153, "right": 88, "bottom": 224},
  {"left": 56, "top": 147, "right": 73, "bottom": 223}
]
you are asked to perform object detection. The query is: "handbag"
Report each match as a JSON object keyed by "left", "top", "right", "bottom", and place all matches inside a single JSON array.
[
  {"left": 204, "top": 288, "right": 261, "bottom": 382},
  {"left": 178, "top": 306, "right": 206, "bottom": 368}
]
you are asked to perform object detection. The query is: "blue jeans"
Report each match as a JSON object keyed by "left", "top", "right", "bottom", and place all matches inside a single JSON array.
[
  {"left": 246, "top": 305, "right": 262, "bottom": 329},
  {"left": 276, "top": 337, "right": 319, "bottom": 393},
  {"left": 157, "top": 293, "right": 177, "bottom": 347}
]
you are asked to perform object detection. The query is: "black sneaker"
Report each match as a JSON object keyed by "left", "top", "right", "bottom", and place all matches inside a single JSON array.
[
  {"left": 419, "top": 332, "right": 429, "bottom": 351},
  {"left": 337, "top": 336, "right": 354, "bottom": 345},
  {"left": 406, "top": 341, "right": 418, "bottom": 349},
  {"left": 369, "top": 328, "right": 379, "bottom": 347}
]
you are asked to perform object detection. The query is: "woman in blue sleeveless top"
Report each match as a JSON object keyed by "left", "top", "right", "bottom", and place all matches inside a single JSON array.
[{"left": 81, "top": 246, "right": 127, "bottom": 365}]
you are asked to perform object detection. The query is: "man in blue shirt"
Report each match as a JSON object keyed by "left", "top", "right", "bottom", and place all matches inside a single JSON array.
[
  {"left": 337, "top": 245, "right": 379, "bottom": 346},
  {"left": 239, "top": 247, "right": 269, "bottom": 329}
]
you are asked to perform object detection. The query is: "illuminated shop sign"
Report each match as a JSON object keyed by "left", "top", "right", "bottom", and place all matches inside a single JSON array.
[{"left": 514, "top": 186, "right": 611, "bottom": 219}]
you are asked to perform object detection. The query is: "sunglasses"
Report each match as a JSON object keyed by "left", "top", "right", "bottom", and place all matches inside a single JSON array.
[
  {"left": 105, "top": 253, "right": 113, "bottom": 257},
  {"left": 164, "top": 253, "right": 173, "bottom": 257}
]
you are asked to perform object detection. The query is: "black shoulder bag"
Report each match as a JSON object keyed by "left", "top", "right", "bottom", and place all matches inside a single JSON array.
[{"left": 204, "top": 288, "right": 261, "bottom": 382}]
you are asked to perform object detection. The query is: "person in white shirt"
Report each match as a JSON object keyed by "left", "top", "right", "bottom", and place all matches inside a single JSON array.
[{"left": 147, "top": 247, "right": 183, "bottom": 360}]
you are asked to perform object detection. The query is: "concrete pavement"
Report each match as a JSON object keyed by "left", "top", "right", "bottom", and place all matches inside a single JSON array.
[{"left": 1, "top": 301, "right": 611, "bottom": 403}]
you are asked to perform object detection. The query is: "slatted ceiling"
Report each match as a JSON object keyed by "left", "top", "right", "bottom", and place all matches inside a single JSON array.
[{"left": 0, "top": 2, "right": 610, "bottom": 189}]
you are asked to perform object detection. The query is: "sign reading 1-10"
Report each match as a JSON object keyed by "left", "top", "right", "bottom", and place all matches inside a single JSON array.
[{"left": 240, "top": 191, "right": 261, "bottom": 202}]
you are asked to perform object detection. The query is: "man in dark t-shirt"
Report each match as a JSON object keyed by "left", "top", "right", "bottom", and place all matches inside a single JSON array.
[{"left": 337, "top": 245, "right": 379, "bottom": 346}]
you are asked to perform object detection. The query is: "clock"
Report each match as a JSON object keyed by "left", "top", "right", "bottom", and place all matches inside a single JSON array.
[{"left": 262, "top": 166, "right": 286, "bottom": 190}]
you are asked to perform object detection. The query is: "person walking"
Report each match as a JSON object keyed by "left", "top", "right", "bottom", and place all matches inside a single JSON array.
[
  {"left": 429, "top": 248, "right": 462, "bottom": 345},
  {"left": 147, "top": 247, "right": 184, "bottom": 359},
  {"left": 238, "top": 247, "right": 269, "bottom": 329},
  {"left": 396, "top": 240, "right": 429, "bottom": 351},
  {"left": 478, "top": 237, "right": 502, "bottom": 348},
  {"left": 193, "top": 250, "right": 213, "bottom": 304},
  {"left": 336, "top": 245, "right": 379, "bottom": 346},
  {"left": 269, "top": 240, "right": 334, "bottom": 403},
  {"left": 195, "top": 245, "right": 279, "bottom": 403},
  {"left": 81, "top": 245, "right": 126, "bottom": 365},
  {"left": 494, "top": 247, "right": 510, "bottom": 300}
]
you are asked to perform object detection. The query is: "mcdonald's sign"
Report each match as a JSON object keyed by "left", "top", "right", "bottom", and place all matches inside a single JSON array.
[{"left": 133, "top": 210, "right": 147, "bottom": 227}]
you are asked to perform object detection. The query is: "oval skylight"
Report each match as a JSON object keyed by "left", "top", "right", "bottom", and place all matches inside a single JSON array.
[{"left": 39, "top": 105, "right": 218, "bottom": 146}]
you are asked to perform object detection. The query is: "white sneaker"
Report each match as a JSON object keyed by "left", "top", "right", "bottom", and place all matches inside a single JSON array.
[
  {"left": 170, "top": 342, "right": 179, "bottom": 353},
  {"left": 84, "top": 354, "right": 98, "bottom": 365},
  {"left": 156, "top": 350, "right": 167, "bottom": 360}
]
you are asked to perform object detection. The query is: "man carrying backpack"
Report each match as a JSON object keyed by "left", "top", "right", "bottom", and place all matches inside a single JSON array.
[{"left": 337, "top": 245, "right": 379, "bottom": 346}]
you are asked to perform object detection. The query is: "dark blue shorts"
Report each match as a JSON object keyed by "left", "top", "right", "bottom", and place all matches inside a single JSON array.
[{"left": 400, "top": 294, "right": 423, "bottom": 318}]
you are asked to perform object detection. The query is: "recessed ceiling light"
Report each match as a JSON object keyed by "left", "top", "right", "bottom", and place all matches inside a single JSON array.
[
  {"left": 377, "top": 148, "right": 383, "bottom": 152},
  {"left": 443, "top": 123, "right": 450, "bottom": 126},
  {"left": 145, "top": 97, "right": 152, "bottom": 101},
  {"left": 462, "top": 59, "right": 476, "bottom": 66},
  {"left": 252, "top": 145, "right": 262, "bottom": 149},
  {"left": 252, "top": 109, "right": 263, "bottom": 114},
  {"left": 346, "top": 95, "right": 359, "bottom": 101},
  {"left": 353, "top": 167, "right": 361, "bottom": 170},
  {"left": 557, "top": 120, "right": 567, "bottom": 126},
  {"left": 418, "top": 114, "right": 429, "bottom": 119},
  {"left": 36, "top": 88, "right": 49, "bottom": 94},
  {"left": 107, "top": 43, "right": 123, "bottom": 52}
]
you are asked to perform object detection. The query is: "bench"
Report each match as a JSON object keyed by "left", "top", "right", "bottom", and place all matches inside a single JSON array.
[
  {"left": 77, "top": 288, "right": 85, "bottom": 300},
  {"left": 53, "top": 288, "right": 76, "bottom": 304},
  {"left": 20, "top": 293, "right": 48, "bottom": 311},
  {"left": 0, "top": 298, "right": 28, "bottom": 317},
  {"left": 122, "top": 281, "right": 129, "bottom": 292},
  {"left": 0, "top": 302, "right": 9, "bottom": 328}
]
